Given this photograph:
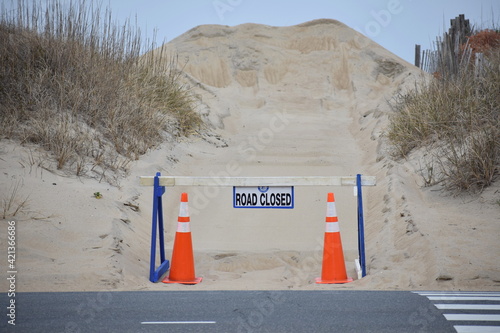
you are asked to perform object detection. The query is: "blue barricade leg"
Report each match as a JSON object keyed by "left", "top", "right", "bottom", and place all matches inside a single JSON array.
[
  {"left": 357, "top": 174, "right": 367, "bottom": 278},
  {"left": 149, "top": 172, "right": 169, "bottom": 282}
]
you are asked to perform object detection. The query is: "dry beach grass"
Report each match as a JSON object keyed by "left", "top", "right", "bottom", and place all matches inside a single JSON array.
[{"left": 0, "top": 0, "right": 200, "bottom": 182}]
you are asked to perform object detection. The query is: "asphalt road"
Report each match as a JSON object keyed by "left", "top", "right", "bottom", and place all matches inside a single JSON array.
[
  {"left": 0, "top": 291, "right": 455, "bottom": 333},
  {"left": 2, "top": 290, "right": 495, "bottom": 332}
]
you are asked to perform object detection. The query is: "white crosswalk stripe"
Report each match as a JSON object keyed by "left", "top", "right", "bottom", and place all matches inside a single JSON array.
[
  {"left": 454, "top": 326, "right": 500, "bottom": 333},
  {"left": 436, "top": 304, "right": 500, "bottom": 311},
  {"left": 414, "top": 291, "right": 500, "bottom": 333}
]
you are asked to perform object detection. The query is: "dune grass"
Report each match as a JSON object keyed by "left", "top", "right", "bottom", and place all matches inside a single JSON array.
[
  {"left": 387, "top": 30, "right": 499, "bottom": 194},
  {"left": 2, "top": 180, "right": 29, "bottom": 219},
  {"left": 0, "top": 0, "right": 201, "bottom": 181}
]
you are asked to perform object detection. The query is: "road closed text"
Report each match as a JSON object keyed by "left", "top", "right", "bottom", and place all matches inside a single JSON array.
[{"left": 233, "top": 186, "right": 294, "bottom": 209}]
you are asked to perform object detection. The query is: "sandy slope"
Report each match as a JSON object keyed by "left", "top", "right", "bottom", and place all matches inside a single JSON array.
[{"left": 1, "top": 19, "right": 498, "bottom": 292}]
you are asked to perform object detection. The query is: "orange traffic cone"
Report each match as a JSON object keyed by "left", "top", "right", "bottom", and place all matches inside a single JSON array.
[
  {"left": 163, "top": 193, "right": 202, "bottom": 284},
  {"left": 316, "top": 192, "right": 353, "bottom": 284}
]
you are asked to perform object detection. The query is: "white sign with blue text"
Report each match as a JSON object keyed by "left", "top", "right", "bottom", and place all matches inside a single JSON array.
[{"left": 233, "top": 186, "right": 294, "bottom": 209}]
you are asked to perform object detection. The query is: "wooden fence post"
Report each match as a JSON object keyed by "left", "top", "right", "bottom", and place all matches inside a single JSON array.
[{"left": 415, "top": 44, "right": 421, "bottom": 68}]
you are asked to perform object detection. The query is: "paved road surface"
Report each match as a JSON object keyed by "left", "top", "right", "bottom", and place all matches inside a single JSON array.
[{"left": 2, "top": 290, "right": 499, "bottom": 332}]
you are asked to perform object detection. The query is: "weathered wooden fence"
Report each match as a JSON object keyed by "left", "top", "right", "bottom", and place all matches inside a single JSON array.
[{"left": 414, "top": 14, "right": 484, "bottom": 78}]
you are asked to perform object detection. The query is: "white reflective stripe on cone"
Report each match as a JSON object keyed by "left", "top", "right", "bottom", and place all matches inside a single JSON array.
[
  {"left": 179, "top": 202, "right": 189, "bottom": 217},
  {"left": 326, "top": 202, "right": 337, "bottom": 218},
  {"left": 177, "top": 222, "right": 190, "bottom": 233},
  {"left": 325, "top": 222, "right": 340, "bottom": 233}
]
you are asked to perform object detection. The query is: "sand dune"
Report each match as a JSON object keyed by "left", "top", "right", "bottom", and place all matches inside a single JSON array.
[{"left": 1, "top": 19, "right": 498, "bottom": 292}]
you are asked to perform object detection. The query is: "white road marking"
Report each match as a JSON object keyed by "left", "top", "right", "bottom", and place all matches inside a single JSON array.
[
  {"left": 435, "top": 304, "right": 500, "bottom": 310},
  {"left": 141, "top": 321, "right": 216, "bottom": 324},
  {"left": 427, "top": 296, "right": 500, "bottom": 301},
  {"left": 415, "top": 293, "right": 500, "bottom": 297},
  {"left": 454, "top": 326, "right": 500, "bottom": 333},
  {"left": 444, "top": 314, "right": 500, "bottom": 321},
  {"left": 415, "top": 291, "right": 500, "bottom": 332}
]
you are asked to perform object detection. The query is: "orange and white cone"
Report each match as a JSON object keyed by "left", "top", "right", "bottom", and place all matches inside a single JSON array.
[
  {"left": 316, "top": 193, "right": 353, "bottom": 284},
  {"left": 163, "top": 193, "right": 202, "bottom": 284}
]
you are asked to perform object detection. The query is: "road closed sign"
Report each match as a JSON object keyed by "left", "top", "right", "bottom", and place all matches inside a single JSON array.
[{"left": 233, "top": 186, "right": 294, "bottom": 209}]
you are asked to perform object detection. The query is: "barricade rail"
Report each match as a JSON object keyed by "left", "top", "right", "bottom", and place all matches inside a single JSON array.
[{"left": 139, "top": 175, "right": 376, "bottom": 187}]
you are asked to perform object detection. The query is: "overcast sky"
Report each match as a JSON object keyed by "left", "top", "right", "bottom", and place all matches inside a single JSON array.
[
  {"left": 101, "top": 0, "right": 498, "bottom": 64},
  {"left": 3, "top": 0, "right": 499, "bottom": 63}
]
